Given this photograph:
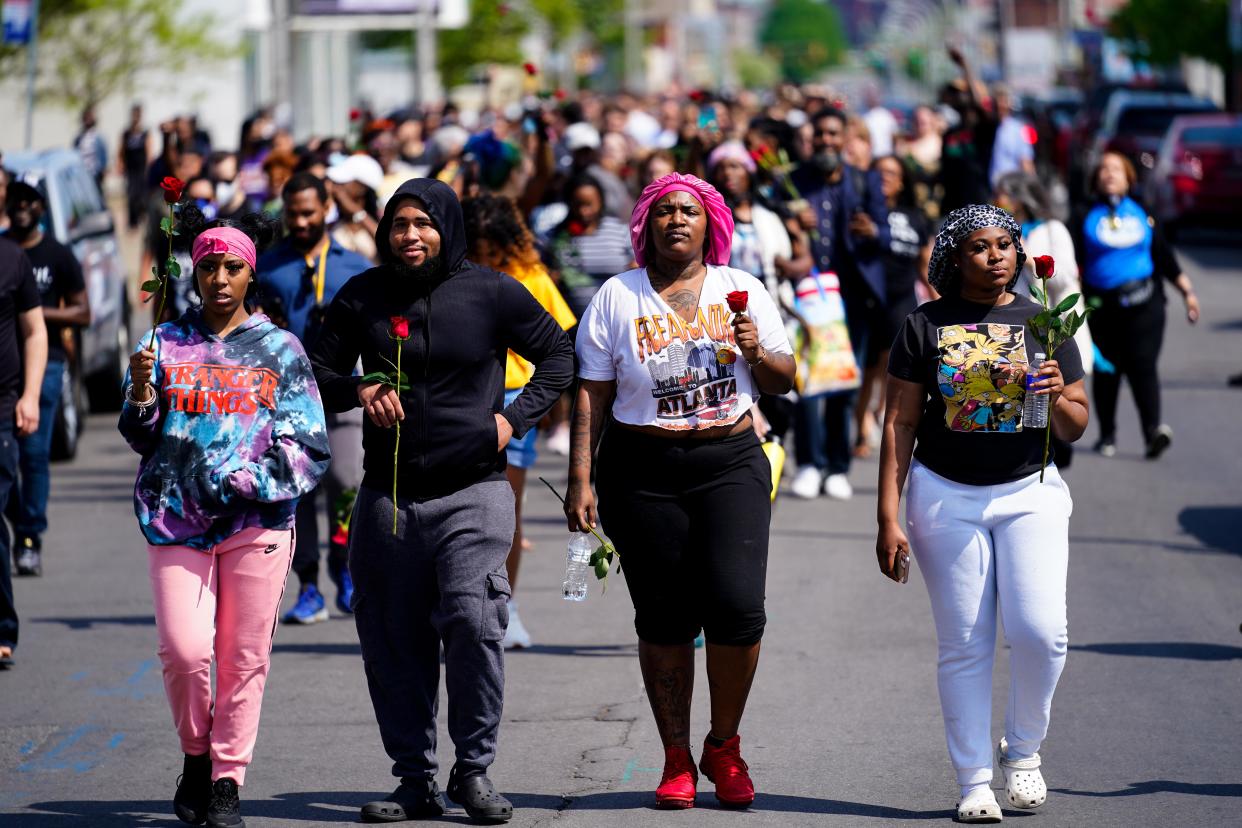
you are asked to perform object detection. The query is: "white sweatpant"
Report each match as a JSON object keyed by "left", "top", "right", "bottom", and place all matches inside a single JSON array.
[{"left": 906, "top": 460, "right": 1072, "bottom": 787}]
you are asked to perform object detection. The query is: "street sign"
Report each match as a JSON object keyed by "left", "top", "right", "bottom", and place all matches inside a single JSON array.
[{"left": 2, "top": 0, "right": 33, "bottom": 45}]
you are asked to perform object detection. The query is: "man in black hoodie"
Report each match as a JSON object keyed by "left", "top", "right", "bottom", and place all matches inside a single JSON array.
[{"left": 311, "top": 179, "right": 574, "bottom": 824}]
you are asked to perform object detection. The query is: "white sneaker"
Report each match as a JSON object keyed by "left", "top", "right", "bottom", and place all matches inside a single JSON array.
[
  {"left": 957, "top": 787, "right": 1002, "bottom": 823},
  {"left": 999, "top": 737, "right": 1046, "bottom": 809},
  {"left": 790, "top": 466, "right": 823, "bottom": 500},
  {"left": 823, "top": 473, "right": 853, "bottom": 501},
  {"left": 502, "top": 600, "right": 532, "bottom": 650},
  {"left": 545, "top": 423, "right": 571, "bottom": 456}
]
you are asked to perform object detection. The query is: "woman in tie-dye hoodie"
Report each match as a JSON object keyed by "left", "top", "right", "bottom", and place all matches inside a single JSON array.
[{"left": 118, "top": 211, "right": 330, "bottom": 828}]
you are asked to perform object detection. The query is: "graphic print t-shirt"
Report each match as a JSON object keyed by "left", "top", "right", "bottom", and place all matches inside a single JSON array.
[
  {"left": 577, "top": 266, "right": 792, "bottom": 431},
  {"left": 887, "top": 293, "right": 1083, "bottom": 485},
  {"left": 25, "top": 236, "right": 85, "bottom": 361}
]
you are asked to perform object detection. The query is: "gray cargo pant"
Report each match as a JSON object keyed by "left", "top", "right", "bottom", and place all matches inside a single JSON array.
[{"left": 349, "top": 480, "right": 514, "bottom": 780}]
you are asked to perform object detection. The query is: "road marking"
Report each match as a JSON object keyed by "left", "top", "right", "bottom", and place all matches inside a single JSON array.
[
  {"left": 620, "top": 758, "right": 661, "bottom": 782},
  {"left": 16, "top": 725, "right": 125, "bottom": 773}
]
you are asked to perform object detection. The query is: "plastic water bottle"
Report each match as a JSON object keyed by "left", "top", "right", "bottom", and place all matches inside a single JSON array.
[
  {"left": 1024, "top": 352, "right": 1049, "bottom": 429},
  {"left": 563, "top": 535, "right": 594, "bottom": 601}
]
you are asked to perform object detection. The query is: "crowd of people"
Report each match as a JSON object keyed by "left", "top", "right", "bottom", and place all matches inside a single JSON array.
[{"left": 0, "top": 41, "right": 1206, "bottom": 828}]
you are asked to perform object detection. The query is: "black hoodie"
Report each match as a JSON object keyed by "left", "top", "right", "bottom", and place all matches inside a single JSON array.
[{"left": 310, "top": 178, "right": 575, "bottom": 500}]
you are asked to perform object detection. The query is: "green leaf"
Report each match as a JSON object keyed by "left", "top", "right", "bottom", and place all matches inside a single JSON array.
[
  {"left": 159, "top": 216, "right": 174, "bottom": 236},
  {"left": 166, "top": 258, "right": 181, "bottom": 279},
  {"left": 593, "top": 557, "right": 610, "bottom": 580},
  {"left": 589, "top": 548, "right": 605, "bottom": 567},
  {"left": 1050, "top": 317, "right": 1063, "bottom": 331},
  {"left": 360, "top": 371, "right": 392, "bottom": 385},
  {"left": 1028, "top": 283, "right": 1045, "bottom": 304},
  {"left": 1030, "top": 310, "right": 1052, "bottom": 329},
  {"left": 141, "top": 279, "right": 162, "bottom": 293},
  {"left": 1086, "top": 296, "right": 1102, "bottom": 310},
  {"left": 1054, "top": 293, "right": 1081, "bottom": 313}
]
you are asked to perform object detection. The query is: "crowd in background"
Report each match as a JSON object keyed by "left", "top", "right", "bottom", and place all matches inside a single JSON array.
[{"left": 111, "top": 47, "right": 1096, "bottom": 504}]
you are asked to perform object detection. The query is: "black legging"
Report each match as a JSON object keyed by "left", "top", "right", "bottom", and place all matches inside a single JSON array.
[{"left": 1088, "top": 293, "right": 1165, "bottom": 442}]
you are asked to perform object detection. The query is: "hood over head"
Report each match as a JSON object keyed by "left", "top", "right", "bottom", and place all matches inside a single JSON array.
[{"left": 374, "top": 177, "right": 467, "bottom": 274}]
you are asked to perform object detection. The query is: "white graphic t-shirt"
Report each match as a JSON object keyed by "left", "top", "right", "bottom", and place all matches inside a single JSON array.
[{"left": 577, "top": 266, "right": 793, "bottom": 431}]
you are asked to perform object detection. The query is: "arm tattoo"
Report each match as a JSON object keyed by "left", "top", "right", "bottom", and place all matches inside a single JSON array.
[{"left": 570, "top": 384, "right": 613, "bottom": 473}]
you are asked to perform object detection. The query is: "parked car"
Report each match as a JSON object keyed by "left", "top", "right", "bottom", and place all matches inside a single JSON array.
[
  {"left": 1144, "top": 114, "right": 1242, "bottom": 236},
  {"left": 4, "top": 150, "right": 131, "bottom": 459},
  {"left": 1067, "top": 80, "right": 1192, "bottom": 199},
  {"left": 1085, "top": 91, "right": 1218, "bottom": 187}
]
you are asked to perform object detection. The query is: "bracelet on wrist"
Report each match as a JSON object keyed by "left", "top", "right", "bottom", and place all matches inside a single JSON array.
[
  {"left": 745, "top": 346, "right": 767, "bottom": 368},
  {"left": 125, "top": 383, "right": 156, "bottom": 411}
]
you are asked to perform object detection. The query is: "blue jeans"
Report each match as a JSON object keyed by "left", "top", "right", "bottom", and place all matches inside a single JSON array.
[
  {"left": 14, "top": 358, "right": 64, "bottom": 538},
  {"left": 0, "top": 426, "right": 21, "bottom": 648}
]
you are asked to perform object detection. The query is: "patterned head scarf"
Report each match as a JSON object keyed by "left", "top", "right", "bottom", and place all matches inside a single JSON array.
[
  {"left": 630, "top": 173, "right": 734, "bottom": 268},
  {"left": 928, "top": 204, "right": 1026, "bottom": 293}
]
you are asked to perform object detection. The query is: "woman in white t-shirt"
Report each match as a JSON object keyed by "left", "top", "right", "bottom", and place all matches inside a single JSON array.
[{"left": 565, "top": 173, "right": 795, "bottom": 811}]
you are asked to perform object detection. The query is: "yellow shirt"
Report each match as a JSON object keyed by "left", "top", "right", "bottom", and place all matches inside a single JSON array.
[{"left": 505, "top": 259, "right": 577, "bottom": 389}]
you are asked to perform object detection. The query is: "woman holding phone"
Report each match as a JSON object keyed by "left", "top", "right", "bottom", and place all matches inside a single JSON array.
[{"left": 874, "top": 204, "right": 1088, "bottom": 823}]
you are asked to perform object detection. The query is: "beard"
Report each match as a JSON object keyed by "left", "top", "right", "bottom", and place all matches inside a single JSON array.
[
  {"left": 810, "top": 149, "right": 841, "bottom": 175},
  {"left": 392, "top": 254, "right": 443, "bottom": 284}
]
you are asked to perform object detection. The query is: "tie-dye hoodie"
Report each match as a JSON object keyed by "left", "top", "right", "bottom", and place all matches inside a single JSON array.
[{"left": 118, "top": 309, "right": 331, "bottom": 549}]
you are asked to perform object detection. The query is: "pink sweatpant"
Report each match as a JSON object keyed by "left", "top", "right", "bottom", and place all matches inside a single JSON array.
[{"left": 147, "top": 526, "right": 293, "bottom": 785}]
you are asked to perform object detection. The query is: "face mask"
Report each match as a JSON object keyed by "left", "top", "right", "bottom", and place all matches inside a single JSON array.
[
  {"left": 811, "top": 149, "right": 840, "bottom": 175},
  {"left": 215, "top": 181, "right": 236, "bottom": 205},
  {"left": 195, "top": 199, "right": 218, "bottom": 222}
]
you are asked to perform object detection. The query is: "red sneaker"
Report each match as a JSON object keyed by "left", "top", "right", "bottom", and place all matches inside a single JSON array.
[
  {"left": 654, "top": 745, "right": 698, "bottom": 809},
  {"left": 698, "top": 734, "right": 755, "bottom": 808}
]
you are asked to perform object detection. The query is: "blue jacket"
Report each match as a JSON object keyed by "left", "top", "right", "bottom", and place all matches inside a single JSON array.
[
  {"left": 791, "top": 163, "right": 890, "bottom": 304},
  {"left": 256, "top": 237, "right": 372, "bottom": 347}
]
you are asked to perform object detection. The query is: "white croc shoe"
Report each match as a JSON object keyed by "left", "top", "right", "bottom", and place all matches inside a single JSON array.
[
  {"left": 998, "top": 738, "right": 1047, "bottom": 809},
  {"left": 956, "top": 787, "right": 1002, "bottom": 823}
]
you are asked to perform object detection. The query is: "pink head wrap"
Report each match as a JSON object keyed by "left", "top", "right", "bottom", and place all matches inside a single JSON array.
[
  {"left": 707, "top": 140, "right": 757, "bottom": 175},
  {"left": 630, "top": 172, "right": 734, "bottom": 268},
  {"left": 191, "top": 226, "right": 257, "bottom": 272}
]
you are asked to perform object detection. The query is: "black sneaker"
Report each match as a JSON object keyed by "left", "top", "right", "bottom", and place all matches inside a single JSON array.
[
  {"left": 1093, "top": 437, "right": 1117, "bottom": 458},
  {"left": 174, "top": 753, "right": 212, "bottom": 825},
  {"left": 15, "top": 536, "right": 41, "bottom": 577},
  {"left": 446, "top": 765, "right": 512, "bottom": 824},
  {"left": 360, "top": 778, "right": 446, "bottom": 823},
  {"left": 206, "top": 778, "right": 244, "bottom": 828},
  {"left": 1145, "top": 424, "right": 1173, "bottom": 460}
]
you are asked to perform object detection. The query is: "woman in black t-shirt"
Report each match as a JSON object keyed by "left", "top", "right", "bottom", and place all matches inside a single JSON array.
[{"left": 875, "top": 205, "right": 1089, "bottom": 823}]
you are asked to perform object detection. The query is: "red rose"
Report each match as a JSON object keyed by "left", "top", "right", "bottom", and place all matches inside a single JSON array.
[
  {"left": 160, "top": 177, "right": 185, "bottom": 204},
  {"left": 523, "top": 62, "right": 537, "bottom": 76},
  {"left": 554, "top": 88, "right": 567, "bottom": 101},
  {"left": 567, "top": 221, "right": 586, "bottom": 237},
  {"left": 689, "top": 89, "right": 706, "bottom": 103},
  {"left": 726, "top": 290, "right": 749, "bottom": 313},
  {"left": 349, "top": 107, "right": 362, "bottom": 122},
  {"left": 390, "top": 316, "right": 410, "bottom": 339},
  {"left": 331, "top": 524, "right": 350, "bottom": 547},
  {"left": 1034, "top": 255, "right": 1055, "bottom": 280}
]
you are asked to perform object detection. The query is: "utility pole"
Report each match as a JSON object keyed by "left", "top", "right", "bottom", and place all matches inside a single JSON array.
[
  {"left": 23, "top": 0, "right": 40, "bottom": 149},
  {"left": 414, "top": 0, "right": 440, "bottom": 109},
  {"left": 624, "top": 0, "right": 642, "bottom": 93}
]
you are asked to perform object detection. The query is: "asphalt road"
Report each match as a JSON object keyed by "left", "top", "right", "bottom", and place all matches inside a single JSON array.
[{"left": 2, "top": 243, "right": 1240, "bottom": 827}]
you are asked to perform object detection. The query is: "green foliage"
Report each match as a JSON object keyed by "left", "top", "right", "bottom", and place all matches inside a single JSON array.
[
  {"left": 760, "top": 0, "right": 848, "bottom": 84},
  {"left": 1110, "top": 0, "right": 1231, "bottom": 70},
  {"left": 735, "top": 49, "right": 782, "bottom": 89},
  {"left": 140, "top": 279, "right": 161, "bottom": 293},
  {"left": 3, "top": 0, "right": 235, "bottom": 110},
  {"left": 439, "top": 2, "right": 531, "bottom": 87}
]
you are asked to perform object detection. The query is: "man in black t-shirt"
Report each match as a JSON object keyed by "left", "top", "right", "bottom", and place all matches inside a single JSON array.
[
  {"left": 0, "top": 235, "right": 49, "bottom": 669},
  {"left": 5, "top": 181, "right": 90, "bottom": 577}
]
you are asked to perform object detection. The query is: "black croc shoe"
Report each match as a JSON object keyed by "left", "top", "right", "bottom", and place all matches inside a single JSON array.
[
  {"left": 360, "top": 779, "right": 447, "bottom": 823},
  {"left": 173, "top": 753, "right": 212, "bottom": 825},
  {"left": 446, "top": 766, "right": 513, "bottom": 824},
  {"left": 206, "top": 778, "right": 244, "bottom": 828}
]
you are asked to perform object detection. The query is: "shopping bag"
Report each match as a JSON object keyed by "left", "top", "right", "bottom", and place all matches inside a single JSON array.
[{"left": 789, "top": 271, "right": 861, "bottom": 396}]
